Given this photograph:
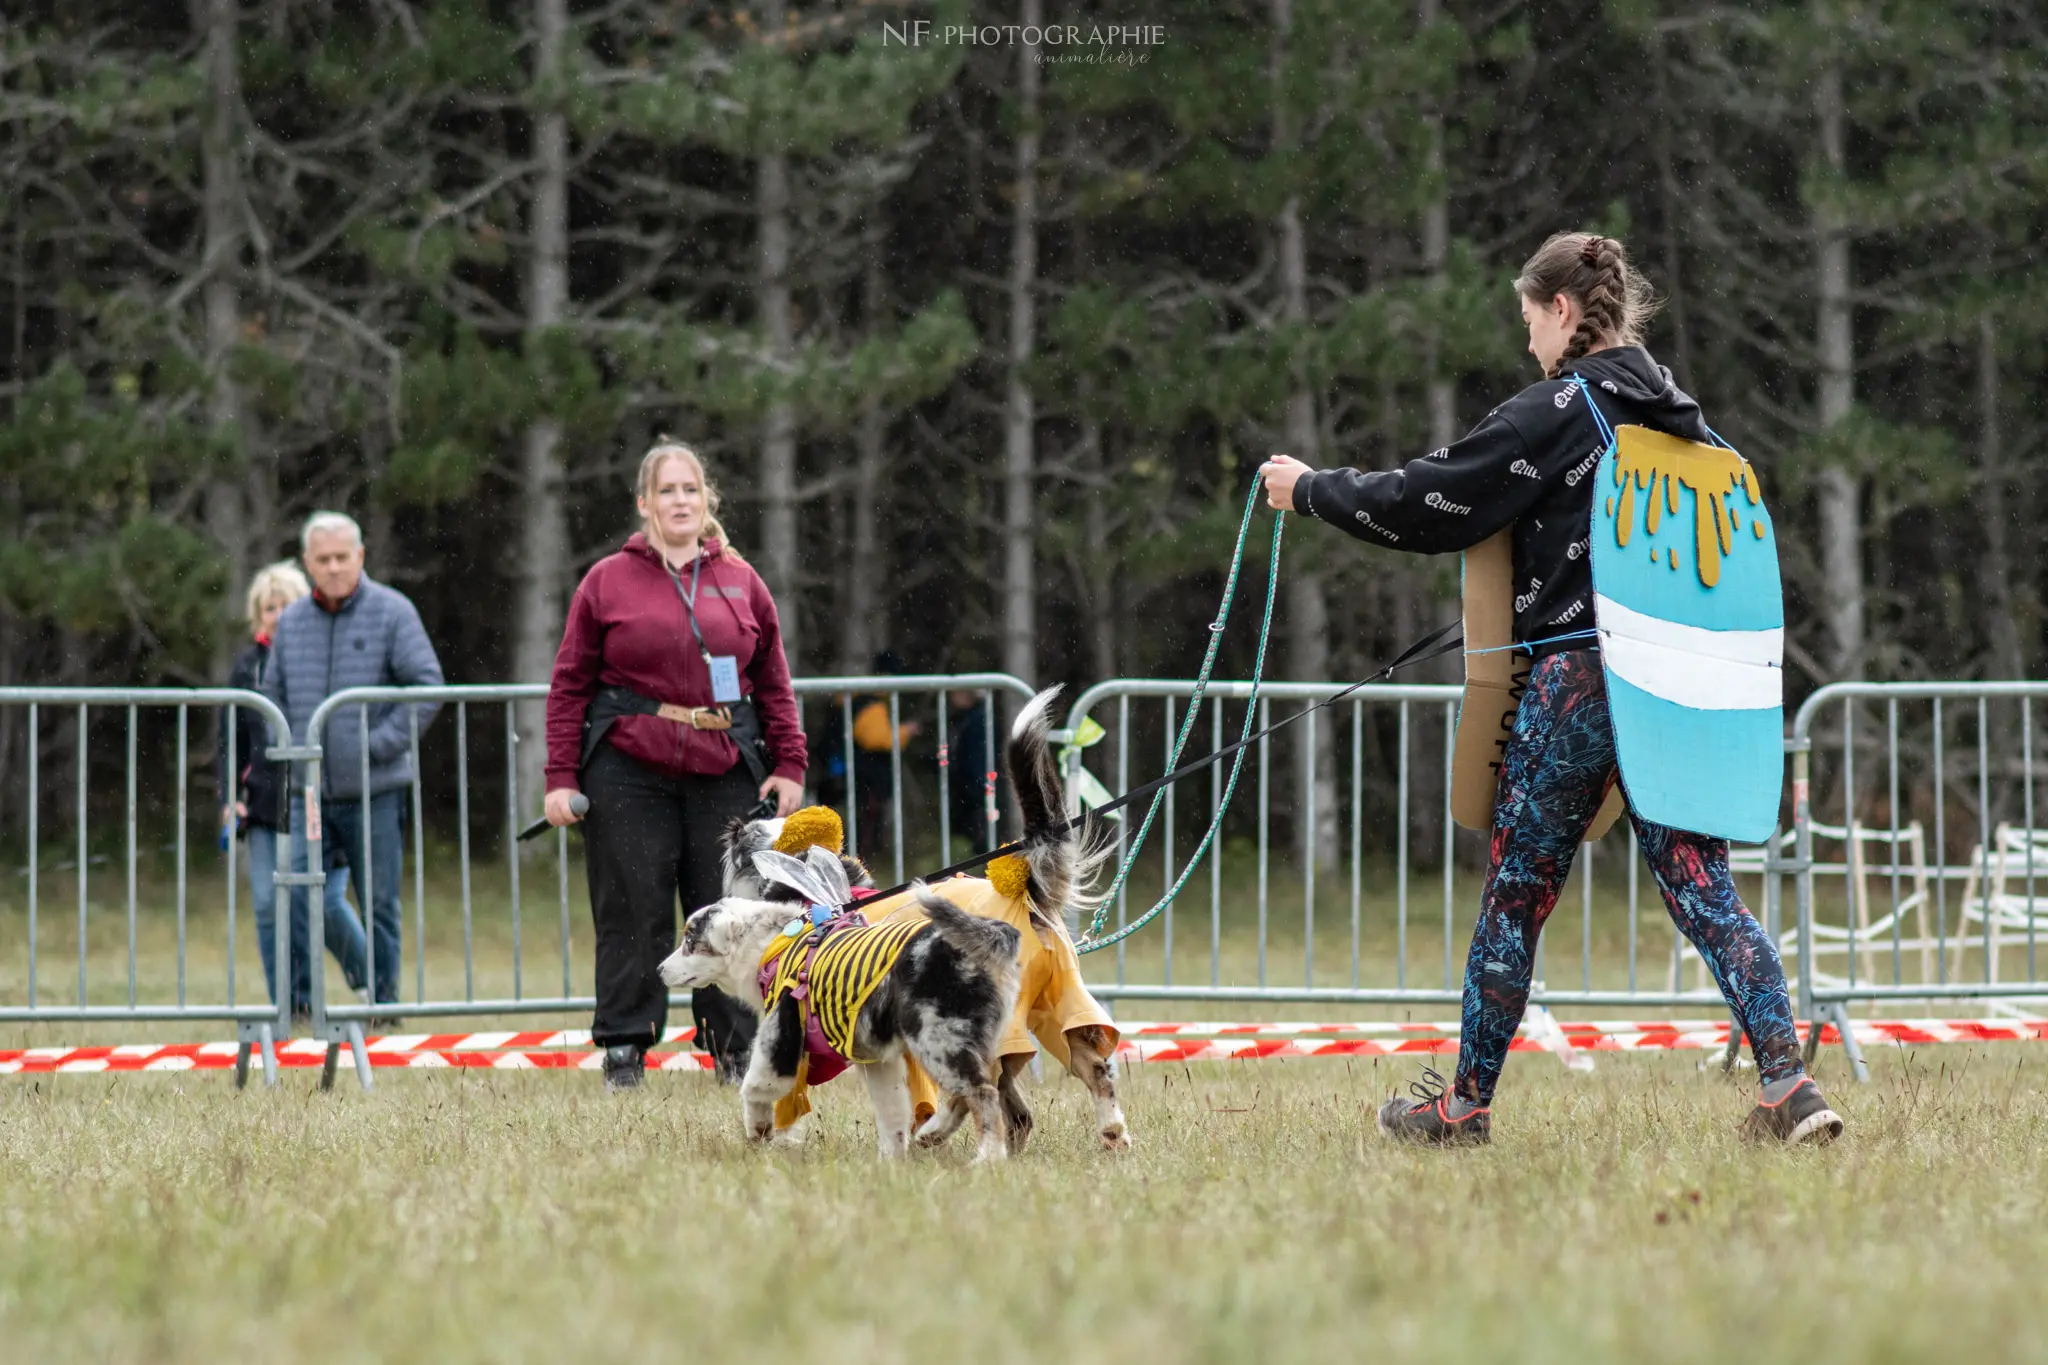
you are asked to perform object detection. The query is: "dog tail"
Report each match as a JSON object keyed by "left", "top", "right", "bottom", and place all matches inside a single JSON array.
[
  {"left": 913, "top": 885, "right": 1023, "bottom": 991},
  {"left": 1006, "top": 687, "right": 1112, "bottom": 935}
]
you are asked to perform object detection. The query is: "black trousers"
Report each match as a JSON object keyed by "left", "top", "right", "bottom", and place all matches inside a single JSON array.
[{"left": 580, "top": 743, "right": 759, "bottom": 1074}]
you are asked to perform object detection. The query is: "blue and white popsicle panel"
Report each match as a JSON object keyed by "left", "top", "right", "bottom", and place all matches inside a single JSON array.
[{"left": 1589, "top": 425, "right": 1784, "bottom": 844}]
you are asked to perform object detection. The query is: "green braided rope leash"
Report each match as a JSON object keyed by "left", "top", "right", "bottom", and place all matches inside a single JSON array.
[{"left": 1076, "top": 476, "right": 1282, "bottom": 954}]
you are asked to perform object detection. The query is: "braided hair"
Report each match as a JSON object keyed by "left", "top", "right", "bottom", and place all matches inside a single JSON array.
[{"left": 1514, "top": 232, "right": 1660, "bottom": 379}]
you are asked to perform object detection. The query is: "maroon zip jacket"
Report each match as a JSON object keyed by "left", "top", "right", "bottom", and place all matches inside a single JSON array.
[{"left": 544, "top": 532, "right": 807, "bottom": 792}]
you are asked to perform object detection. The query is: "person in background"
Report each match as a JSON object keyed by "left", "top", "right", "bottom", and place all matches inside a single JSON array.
[
  {"left": 262, "top": 512, "right": 444, "bottom": 1019},
  {"left": 943, "top": 688, "right": 1002, "bottom": 855},
  {"left": 850, "top": 650, "right": 920, "bottom": 857},
  {"left": 219, "top": 560, "right": 367, "bottom": 1020},
  {"left": 543, "top": 441, "right": 807, "bottom": 1092}
]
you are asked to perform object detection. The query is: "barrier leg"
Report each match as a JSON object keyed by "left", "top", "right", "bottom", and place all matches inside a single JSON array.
[
  {"left": 258, "top": 1023, "right": 278, "bottom": 1089},
  {"left": 1831, "top": 1002, "right": 1869, "bottom": 1085},
  {"left": 1801, "top": 1016, "right": 1825, "bottom": 1069},
  {"left": 347, "top": 1021, "right": 373, "bottom": 1091},
  {"left": 1719, "top": 1009, "right": 1742, "bottom": 1073},
  {"left": 234, "top": 1041, "right": 252, "bottom": 1090},
  {"left": 321, "top": 1041, "right": 339, "bottom": 1090}
]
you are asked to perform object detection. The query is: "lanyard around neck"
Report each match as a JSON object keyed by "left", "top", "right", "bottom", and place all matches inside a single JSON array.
[{"left": 665, "top": 552, "right": 710, "bottom": 657}]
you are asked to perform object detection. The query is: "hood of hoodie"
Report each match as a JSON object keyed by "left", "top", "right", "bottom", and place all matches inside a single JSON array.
[
  {"left": 1559, "top": 346, "right": 1707, "bottom": 442},
  {"left": 622, "top": 530, "right": 727, "bottom": 567}
]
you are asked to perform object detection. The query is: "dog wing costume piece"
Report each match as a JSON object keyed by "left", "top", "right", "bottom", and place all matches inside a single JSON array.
[
  {"left": 1587, "top": 410, "right": 1783, "bottom": 844},
  {"left": 1452, "top": 529, "right": 1625, "bottom": 837}
]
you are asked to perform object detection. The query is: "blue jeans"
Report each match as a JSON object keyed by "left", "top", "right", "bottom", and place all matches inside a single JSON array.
[
  {"left": 249, "top": 824, "right": 366, "bottom": 1014},
  {"left": 291, "top": 790, "right": 405, "bottom": 1006}
]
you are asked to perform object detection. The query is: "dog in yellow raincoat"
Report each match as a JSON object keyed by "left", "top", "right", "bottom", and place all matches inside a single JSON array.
[{"left": 714, "top": 702, "right": 1130, "bottom": 1153}]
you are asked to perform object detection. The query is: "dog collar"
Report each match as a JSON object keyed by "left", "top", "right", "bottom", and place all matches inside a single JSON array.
[{"left": 778, "top": 902, "right": 838, "bottom": 940}]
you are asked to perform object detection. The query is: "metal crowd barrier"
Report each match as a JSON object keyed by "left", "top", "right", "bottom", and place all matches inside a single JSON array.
[
  {"left": 21, "top": 673, "right": 2038, "bottom": 1092},
  {"left": 1792, "top": 681, "right": 2048, "bottom": 1082},
  {"left": 0, "top": 688, "right": 298, "bottom": 1086},
  {"left": 298, "top": 675, "right": 1033, "bottom": 1088},
  {"left": 1060, "top": 679, "right": 1772, "bottom": 1013}
]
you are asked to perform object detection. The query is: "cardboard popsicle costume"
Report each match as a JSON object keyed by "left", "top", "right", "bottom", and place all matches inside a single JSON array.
[
  {"left": 1451, "top": 528, "right": 1626, "bottom": 837},
  {"left": 1452, "top": 382, "right": 1783, "bottom": 845},
  {"left": 1583, "top": 384, "right": 1784, "bottom": 844}
]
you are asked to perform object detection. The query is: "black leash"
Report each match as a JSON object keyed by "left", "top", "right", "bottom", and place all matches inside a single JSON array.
[{"left": 847, "top": 620, "right": 1465, "bottom": 907}]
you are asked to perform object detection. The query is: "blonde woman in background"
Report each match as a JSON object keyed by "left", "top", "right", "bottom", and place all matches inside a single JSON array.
[
  {"left": 544, "top": 442, "right": 808, "bottom": 1092},
  {"left": 218, "top": 560, "right": 369, "bottom": 1020}
]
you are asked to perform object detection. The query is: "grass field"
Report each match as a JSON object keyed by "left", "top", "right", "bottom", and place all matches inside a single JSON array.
[{"left": 3, "top": 1045, "right": 2046, "bottom": 1363}]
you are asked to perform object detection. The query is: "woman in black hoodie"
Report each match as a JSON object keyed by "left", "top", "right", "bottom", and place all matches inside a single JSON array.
[{"left": 1260, "top": 232, "right": 1841, "bottom": 1147}]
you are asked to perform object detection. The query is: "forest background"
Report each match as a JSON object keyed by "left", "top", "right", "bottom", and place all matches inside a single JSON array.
[{"left": 3, "top": 0, "right": 2044, "bottom": 849}]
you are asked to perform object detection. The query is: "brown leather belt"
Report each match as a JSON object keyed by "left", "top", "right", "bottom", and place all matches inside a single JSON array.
[
  {"left": 654, "top": 703, "right": 733, "bottom": 731},
  {"left": 581, "top": 685, "right": 770, "bottom": 786}
]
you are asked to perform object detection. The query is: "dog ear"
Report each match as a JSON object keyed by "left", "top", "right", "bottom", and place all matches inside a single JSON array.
[{"left": 750, "top": 849, "right": 847, "bottom": 907}]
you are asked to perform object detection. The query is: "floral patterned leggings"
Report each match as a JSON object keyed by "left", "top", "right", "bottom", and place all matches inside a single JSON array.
[{"left": 1454, "top": 650, "right": 1802, "bottom": 1105}]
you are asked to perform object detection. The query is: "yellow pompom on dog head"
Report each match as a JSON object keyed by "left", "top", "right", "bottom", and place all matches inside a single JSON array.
[
  {"left": 987, "top": 852, "right": 1032, "bottom": 902},
  {"left": 773, "top": 806, "right": 845, "bottom": 857}
]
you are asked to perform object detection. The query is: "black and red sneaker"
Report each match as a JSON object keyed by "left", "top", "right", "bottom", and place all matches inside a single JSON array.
[
  {"left": 1740, "top": 1075, "right": 1843, "bottom": 1145},
  {"left": 1376, "top": 1067, "right": 1491, "bottom": 1147}
]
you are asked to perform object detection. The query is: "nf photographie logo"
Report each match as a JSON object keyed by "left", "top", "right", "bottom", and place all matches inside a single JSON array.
[{"left": 884, "top": 20, "right": 1166, "bottom": 64}]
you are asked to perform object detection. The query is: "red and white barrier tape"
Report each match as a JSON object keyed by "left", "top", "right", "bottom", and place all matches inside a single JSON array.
[
  {"left": 4, "top": 1018, "right": 2044, "bottom": 1074},
  {"left": 0, "top": 1042, "right": 714, "bottom": 1073}
]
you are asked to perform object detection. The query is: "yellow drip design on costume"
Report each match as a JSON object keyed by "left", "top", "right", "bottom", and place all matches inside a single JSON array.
[
  {"left": 761, "top": 915, "right": 929, "bottom": 1064},
  {"left": 1608, "top": 426, "right": 1763, "bottom": 590}
]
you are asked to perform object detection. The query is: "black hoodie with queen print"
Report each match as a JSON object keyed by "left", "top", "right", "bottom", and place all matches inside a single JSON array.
[{"left": 1290, "top": 345, "right": 1712, "bottom": 654}]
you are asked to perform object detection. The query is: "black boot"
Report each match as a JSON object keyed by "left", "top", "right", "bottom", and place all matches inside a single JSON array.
[{"left": 602, "top": 1043, "right": 644, "bottom": 1093}]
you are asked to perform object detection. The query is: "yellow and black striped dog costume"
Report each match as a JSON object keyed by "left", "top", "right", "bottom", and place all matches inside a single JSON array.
[{"left": 758, "top": 911, "right": 928, "bottom": 1075}]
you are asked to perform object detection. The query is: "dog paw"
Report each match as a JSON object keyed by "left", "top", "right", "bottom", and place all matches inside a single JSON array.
[
  {"left": 914, "top": 1125, "right": 948, "bottom": 1149},
  {"left": 1099, "top": 1124, "right": 1132, "bottom": 1152}
]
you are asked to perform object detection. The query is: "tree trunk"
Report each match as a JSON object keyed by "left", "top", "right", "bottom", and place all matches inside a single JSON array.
[
  {"left": 1975, "top": 314, "right": 2024, "bottom": 680},
  {"left": 1001, "top": 0, "right": 1042, "bottom": 687},
  {"left": 199, "top": 0, "right": 250, "bottom": 681},
  {"left": 1814, "top": 55, "right": 1862, "bottom": 680},
  {"left": 1080, "top": 414, "right": 1117, "bottom": 681},
  {"left": 840, "top": 230, "right": 887, "bottom": 676},
  {"left": 1417, "top": 0, "right": 1457, "bottom": 677},
  {"left": 1419, "top": 0, "right": 1455, "bottom": 463},
  {"left": 1409, "top": 0, "right": 1453, "bottom": 853},
  {"left": 1273, "top": 0, "right": 1337, "bottom": 870},
  {"left": 1651, "top": 32, "right": 1694, "bottom": 388},
  {"left": 756, "top": 0, "right": 800, "bottom": 671},
  {"left": 514, "top": 0, "right": 572, "bottom": 812}
]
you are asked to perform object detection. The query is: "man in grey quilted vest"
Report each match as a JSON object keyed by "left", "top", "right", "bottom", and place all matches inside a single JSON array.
[{"left": 263, "top": 511, "right": 444, "bottom": 1014}]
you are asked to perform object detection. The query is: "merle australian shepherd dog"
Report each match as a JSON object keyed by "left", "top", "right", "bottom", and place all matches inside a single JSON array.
[{"left": 658, "top": 689, "right": 1112, "bottom": 1161}]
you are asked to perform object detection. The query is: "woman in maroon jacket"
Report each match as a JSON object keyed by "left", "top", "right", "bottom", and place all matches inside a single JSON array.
[{"left": 544, "top": 442, "right": 808, "bottom": 1091}]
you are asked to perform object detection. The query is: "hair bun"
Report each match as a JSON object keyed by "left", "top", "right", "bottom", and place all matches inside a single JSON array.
[{"left": 1580, "top": 236, "right": 1604, "bottom": 265}]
